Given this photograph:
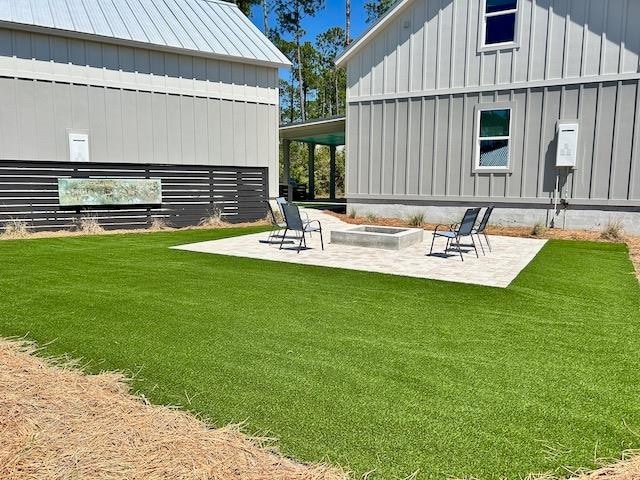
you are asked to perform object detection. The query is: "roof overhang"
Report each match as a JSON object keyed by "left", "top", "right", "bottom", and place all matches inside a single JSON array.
[
  {"left": 280, "top": 117, "right": 346, "bottom": 146},
  {"left": 336, "top": 0, "right": 414, "bottom": 67}
]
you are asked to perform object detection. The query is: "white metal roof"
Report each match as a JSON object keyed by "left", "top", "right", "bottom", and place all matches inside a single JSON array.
[{"left": 0, "top": 0, "right": 291, "bottom": 68}]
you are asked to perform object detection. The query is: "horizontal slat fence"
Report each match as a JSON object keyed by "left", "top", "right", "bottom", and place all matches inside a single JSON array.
[{"left": 0, "top": 160, "right": 268, "bottom": 231}]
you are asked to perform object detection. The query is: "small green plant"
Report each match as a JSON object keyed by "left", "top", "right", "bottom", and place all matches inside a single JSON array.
[
  {"left": 600, "top": 220, "right": 624, "bottom": 241},
  {"left": 531, "top": 222, "right": 547, "bottom": 236},
  {"left": 348, "top": 208, "right": 357, "bottom": 219},
  {"left": 365, "top": 213, "right": 378, "bottom": 223},
  {"left": 1, "top": 219, "right": 30, "bottom": 239},
  {"left": 407, "top": 212, "right": 426, "bottom": 227}
]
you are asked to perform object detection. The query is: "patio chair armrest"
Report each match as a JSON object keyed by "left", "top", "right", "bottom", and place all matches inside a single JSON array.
[
  {"left": 433, "top": 224, "right": 448, "bottom": 234},
  {"left": 305, "top": 219, "right": 322, "bottom": 229}
]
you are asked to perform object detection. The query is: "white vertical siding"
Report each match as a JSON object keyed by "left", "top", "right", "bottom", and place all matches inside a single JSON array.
[
  {"left": 347, "top": 80, "right": 640, "bottom": 204},
  {"left": 347, "top": 0, "right": 640, "bottom": 101},
  {"left": 0, "top": 28, "right": 279, "bottom": 104},
  {"left": 0, "top": 78, "right": 280, "bottom": 194}
]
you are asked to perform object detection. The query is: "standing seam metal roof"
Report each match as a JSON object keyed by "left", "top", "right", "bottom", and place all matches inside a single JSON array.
[{"left": 0, "top": 0, "right": 291, "bottom": 67}]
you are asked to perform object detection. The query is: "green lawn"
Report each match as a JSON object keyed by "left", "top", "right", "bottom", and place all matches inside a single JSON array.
[{"left": 1, "top": 228, "right": 639, "bottom": 479}]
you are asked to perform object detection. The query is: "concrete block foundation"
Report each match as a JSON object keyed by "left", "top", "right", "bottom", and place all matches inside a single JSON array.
[{"left": 347, "top": 202, "right": 640, "bottom": 235}]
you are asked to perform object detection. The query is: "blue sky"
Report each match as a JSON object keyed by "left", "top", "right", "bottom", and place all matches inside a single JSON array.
[{"left": 248, "top": 0, "right": 371, "bottom": 47}]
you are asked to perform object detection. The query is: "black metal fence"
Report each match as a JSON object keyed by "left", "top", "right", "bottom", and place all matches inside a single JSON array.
[{"left": 0, "top": 160, "right": 268, "bottom": 231}]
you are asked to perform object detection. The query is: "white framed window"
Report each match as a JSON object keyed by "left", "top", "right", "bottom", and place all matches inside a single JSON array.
[
  {"left": 480, "top": 0, "right": 519, "bottom": 50},
  {"left": 474, "top": 106, "right": 512, "bottom": 172}
]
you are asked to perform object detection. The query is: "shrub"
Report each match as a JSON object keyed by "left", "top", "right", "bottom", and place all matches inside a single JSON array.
[
  {"left": 600, "top": 220, "right": 624, "bottom": 241},
  {"left": 348, "top": 208, "right": 357, "bottom": 219},
  {"left": 199, "top": 206, "right": 226, "bottom": 228},
  {"left": 272, "top": 210, "right": 283, "bottom": 223},
  {"left": 365, "top": 213, "right": 378, "bottom": 224},
  {"left": 531, "top": 222, "right": 547, "bottom": 236},
  {"left": 149, "top": 217, "right": 171, "bottom": 231},
  {"left": 1, "top": 219, "right": 30, "bottom": 239},
  {"left": 76, "top": 216, "right": 104, "bottom": 235},
  {"left": 407, "top": 213, "right": 426, "bottom": 227}
]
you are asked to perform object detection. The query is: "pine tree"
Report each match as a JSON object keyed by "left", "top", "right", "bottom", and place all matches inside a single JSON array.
[
  {"left": 345, "top": 0, "right": 351, "bottom": 45},
  {"left": 317, "top": 27, "right": 346, "bottom": 116},
  {"left": 226, "top": 0, "right": 260, "bottom": 16},
  {"left": 363, "top": 0, "right": 395, "bottom": 23},
  {"left": 273, "top": 0, "right": 324, "bottom": 122}
]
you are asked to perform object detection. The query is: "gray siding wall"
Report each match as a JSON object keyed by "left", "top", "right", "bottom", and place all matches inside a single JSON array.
[
  {"left": 0, "top": 28, "right": 279, "bottom": 103},
  {"left": 0, "top": 78, "right": 280, "bottom": 195},
  {"left": 347, "top": 79, "right": 640, "bottom": 206},
  {"left": 0, "top": 27, "right": 280, "bottom": 195},
  {"left": 347, "top": 0, "right": 640, "bottom": 100}
]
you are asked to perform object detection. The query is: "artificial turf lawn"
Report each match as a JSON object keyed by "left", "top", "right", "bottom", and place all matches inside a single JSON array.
[{"left": 0, "top": 228, "right": 639, "bottom": 479}]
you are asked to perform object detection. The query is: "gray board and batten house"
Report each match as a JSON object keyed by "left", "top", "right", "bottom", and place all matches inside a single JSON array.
[
  {"left": 336, "top": 0, "right": 640, "bottom": 233},
  {"left": 0, "top": 0, "right": 290, "bottom": 230}
]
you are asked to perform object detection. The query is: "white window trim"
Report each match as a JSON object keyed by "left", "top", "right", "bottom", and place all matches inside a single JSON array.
[
  {"left": 478, "top": 0, "right": 521, "bottom": 53},
  {"left": 473, "top": 103, "right": 514, "bottom": 174}
]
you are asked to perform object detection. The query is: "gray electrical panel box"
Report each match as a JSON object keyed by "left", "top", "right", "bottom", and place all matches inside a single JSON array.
[{"left": 556, "top": 122, "right": 579, "bottom": 168}]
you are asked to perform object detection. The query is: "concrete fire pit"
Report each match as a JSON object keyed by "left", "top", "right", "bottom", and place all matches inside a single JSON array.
[{"left": 330, "top": 225, "right": 424, "bottom": 250}]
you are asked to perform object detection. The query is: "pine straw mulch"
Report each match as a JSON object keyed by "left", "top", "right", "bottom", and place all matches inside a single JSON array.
[
  {"left": 0, "top": 218, "right": 271, "bottom": 241},
  {"left": 0, "top": 338, "right": 346, "bottom": 480},
  {"left": 565, "top": 453, "right": 640, "bottom": 480},
  {"left": 327, "top": 212, "right": 640, "bottom": 281}
]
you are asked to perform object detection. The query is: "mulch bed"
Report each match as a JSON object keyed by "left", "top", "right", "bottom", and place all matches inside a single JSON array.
[
  {"left": 0, "top": 338, "right": 346, "bottom": 480},
  {"left": 0, "top": 219, "right": 270, "bottom": 241}
]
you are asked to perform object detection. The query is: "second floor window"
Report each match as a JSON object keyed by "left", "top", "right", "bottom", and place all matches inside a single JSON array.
[{"left": 483, "top": 0, "right": 518, "bottom": 47}]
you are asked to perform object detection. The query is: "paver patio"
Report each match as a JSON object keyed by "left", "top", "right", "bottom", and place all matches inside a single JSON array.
[{"left": 172, "top": 209, "right": 546, "bottom": 288}]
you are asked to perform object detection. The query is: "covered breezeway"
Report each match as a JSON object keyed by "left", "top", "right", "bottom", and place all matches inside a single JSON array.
[{"left": 279, "top": 116, "right": 345, "bottom": 201}]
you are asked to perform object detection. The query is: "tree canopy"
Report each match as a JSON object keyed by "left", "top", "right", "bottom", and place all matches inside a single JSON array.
[{"left": 363, "top": 0, "right": 395, "bottom": 23}]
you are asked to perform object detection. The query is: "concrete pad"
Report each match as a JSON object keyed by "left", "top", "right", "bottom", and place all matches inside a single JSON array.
[{"left": 171, "top": 209, "right": 547, "bottom": 288}]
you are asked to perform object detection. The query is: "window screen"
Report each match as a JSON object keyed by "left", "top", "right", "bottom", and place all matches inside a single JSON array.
[{"left": 477, "top": 109, "right": 511, "bottom": 168}]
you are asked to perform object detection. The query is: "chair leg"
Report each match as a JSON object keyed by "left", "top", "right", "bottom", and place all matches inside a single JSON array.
[
  {"left": 455, "top": 236, "right": 464, "bottom": 262},
  {"left": 279, "top": 229, "right": 288, "bottom": 250},
  {"left": 268, "top": 225, "right": 279, "bottom": 243},
  {"left": 484, "top": 232, "right": 492, "bottom": 252},
  {"left": 470, "top": 235, "right": 479, "bottom": 258},
  {"left": 429, "top": 233, "right": 437, "bottom": 255},
  {"left": 476, "top": 233, "right": 485, "bottom": 255},
  {"left": 319, "top": 228, "right": 324, "bottom": 250},
  {"left": 297, "top": 232, "right": 305, "bottom": 253}
]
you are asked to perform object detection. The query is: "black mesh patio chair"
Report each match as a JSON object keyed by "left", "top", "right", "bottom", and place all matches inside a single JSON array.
[
  {"left": 472, "top": 205, "right": 494, "bottom": 254},
  {"left": 428, "top": 207, "right": 481, "bottom": 262},
  {"left": 260, "top": 198, "right": 291, "bottom": 244},
  {"left": 275, "top": 196, "right": 287, "bottom": 214},
  {"left": 278, "top": 196, "right": 311, "bottom": 228},
  {"left": 279, "top": 203, "right": 324, "bottom": 253}
]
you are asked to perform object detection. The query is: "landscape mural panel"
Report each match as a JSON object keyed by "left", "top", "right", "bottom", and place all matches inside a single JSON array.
[{"left": 58, "top": 178, "right": 162, "bottom": 207}]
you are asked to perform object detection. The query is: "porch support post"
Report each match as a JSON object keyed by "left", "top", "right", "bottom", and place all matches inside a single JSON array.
[
  {"left": 307, "top": 142, "right": 315, "bottom": 201},
  {"left": 282, "top": 139, "right": 292, "bottom": 201},
  {"left": 329, "top": 145, "right": 337, "bottom": 200}
]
